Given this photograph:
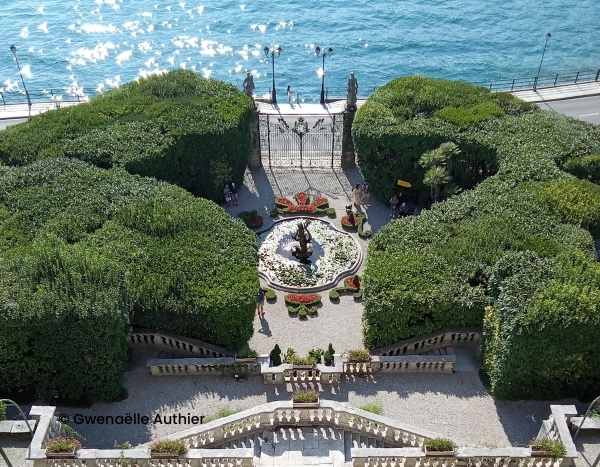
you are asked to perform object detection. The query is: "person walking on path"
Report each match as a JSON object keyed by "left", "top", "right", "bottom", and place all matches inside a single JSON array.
[
  {"left": 287, "top": 85, "right": 294, "bottom": 106},
  {"left": 352, "top": 184, "right": 364, "bottom": 211},
  {"left": 389, "top": 193, "right": 399, "bottom": 219},
  {"left": 256, "top": 287, "right": 266, "bottom": 319},
  {"left": 229, "top": 181, "right": 239, "bottom": 206},
  {"left": 362, "top": 183, "right": 369, "bottom": 206}
]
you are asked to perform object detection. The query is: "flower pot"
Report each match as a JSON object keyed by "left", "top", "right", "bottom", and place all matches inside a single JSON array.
[
  {"left": 45, "top": 449, "right": 76, "bottom": 459},
  {"left": 530, "top": 448, "right": 553, "bottom": 458},
  {"left": 292, "top": 364, "right": 316, "bottom": 370},
  {"left": 151, "top": 452, "right": 184, "bottom": 459},
  {"left": 292, "top": 400, "right": 320, "bottom": 409},
  {"left": 425, "top": 447, "right": 456, "bottom": 457}
]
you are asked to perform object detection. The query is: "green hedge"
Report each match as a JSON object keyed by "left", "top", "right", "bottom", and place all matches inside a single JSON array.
[
  {"left": 0, "top": 70, "right": 255, "bottom": 201},
  {"left": 356, "top": 76, "right": 600, "bottom": 398},
  {"left": 0, "top": 158, "right": 258, "bottom": 402}
]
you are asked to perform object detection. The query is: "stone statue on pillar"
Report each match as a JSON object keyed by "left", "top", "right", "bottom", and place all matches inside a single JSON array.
[
  {"left": 243, "top": 72, "right": 255, "bottom": 97},
  {"left": 346, "top": 72, "right": 358, "bottom": 111}
]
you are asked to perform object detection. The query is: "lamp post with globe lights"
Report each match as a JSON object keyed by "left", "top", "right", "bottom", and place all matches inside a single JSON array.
[
  {"left": 315, "top": 45, "right": 334, "bottom": 105},
  {"left": 264, "top": 45, "right": 282, "bottom": 105},
  {"left": 534, "top": 32, "right": 552, "bottom": 90},
  {"left": 9, "top": 45, "right": 32, "bottom": 119}
]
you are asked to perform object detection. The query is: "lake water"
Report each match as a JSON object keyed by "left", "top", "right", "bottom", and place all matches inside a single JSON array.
[{"left": 1, "top": 0, "right": 599, "bottom": 101}]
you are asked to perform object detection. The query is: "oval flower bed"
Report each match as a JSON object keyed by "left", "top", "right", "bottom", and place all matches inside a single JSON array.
[
  {"left": 285, "top": 293, "right": 322, "bottom": 306},
  {"left": 274, "top": 193, "right": 331, "bottom": 217},
  {"left": 258, "top": 219, "right": 361, "bottom": 289}
]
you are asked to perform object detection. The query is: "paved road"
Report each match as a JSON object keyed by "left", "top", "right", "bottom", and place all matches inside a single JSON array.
[
  {"left": 0, "top": 95, "right": 598, "bottom": 131},
  {"left": 0, "top": 118, "right": 26, "bottom": 130},
  {"left": 538, "top": 95, "right": 600, "bottom": 125}
]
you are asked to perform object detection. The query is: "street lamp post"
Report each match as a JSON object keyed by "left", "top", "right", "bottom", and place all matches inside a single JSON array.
[
  {"left": 315, "top": 46, "right": 334, "bottom": 105},
  {"left": 9, "top": 45, "right": 32, "bottom": 119},
  {"left": 263, "top": 45, "right": 282, "bottom": 105},
  {"left": 534, "top": 33, "right": 552, "bottom": 90}
]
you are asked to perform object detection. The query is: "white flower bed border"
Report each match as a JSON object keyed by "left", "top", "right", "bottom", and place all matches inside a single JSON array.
[{"left": 257, "top": 216, "right": 363, "bottom": 293}]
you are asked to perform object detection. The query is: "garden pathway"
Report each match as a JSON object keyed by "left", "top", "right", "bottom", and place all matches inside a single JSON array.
[
  {"left": 228, "top": 165, "right": 390, "bottom": 355},
  {"left": 49, "top": 347, "right": 577, "bottom": 450}
]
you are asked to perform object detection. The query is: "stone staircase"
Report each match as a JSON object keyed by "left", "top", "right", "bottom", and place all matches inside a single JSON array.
[{"left": 216, "top": 427, "right": 394, "bottom": 466}]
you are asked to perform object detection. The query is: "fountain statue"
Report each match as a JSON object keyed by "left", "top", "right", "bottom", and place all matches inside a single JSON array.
[{"left": 291, "top": 220, "right": 313, "bottom": 263}]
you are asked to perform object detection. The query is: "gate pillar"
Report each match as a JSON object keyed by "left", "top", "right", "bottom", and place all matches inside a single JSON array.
[
  {"left": 342, "top": 109, "right": 356, "bottom": 167},
  {"left": 248, "top": 113, "right": 262, "bottom": 170}
]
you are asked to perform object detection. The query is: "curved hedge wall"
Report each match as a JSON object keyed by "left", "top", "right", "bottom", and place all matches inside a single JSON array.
[
  {"left": 0, "top": 158, "right": 258, "bottom": 402},
  {"left": 355, "top": 76, "right": 600, "bottom": 399},
  {"left": 0, "top": 70, "right": 255, "bottom": 201}
]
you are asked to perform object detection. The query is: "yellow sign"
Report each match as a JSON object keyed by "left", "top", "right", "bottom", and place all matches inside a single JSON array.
[{"left": 397, "top": 179, "right": 412, "bottom": 188}]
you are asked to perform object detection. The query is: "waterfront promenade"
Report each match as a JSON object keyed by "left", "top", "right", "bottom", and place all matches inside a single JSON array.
[{"left": 2, "top": 81, "right": 599, "bottom": 126}]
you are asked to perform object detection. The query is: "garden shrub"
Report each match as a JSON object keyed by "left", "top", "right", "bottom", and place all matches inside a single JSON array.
[
  {"left": 46, "top": 438, "right": 81, "bottom": 454},
  {"left": 530, "top": 439, "right": 567, "bottom": 458},
  {"left": 561, "top": 154, "right": 600, "bottom": 183},
  {"left": 359, "top": 401, "right": 383, "bottom": 415},
  {"left": 293, "top": 389, "right": 319, "bottom": 403},
  {"left": 356, "top": 76, "right": 600, "bottom": 399},
  {"left": 150, "top": 440, "right": 187, "bottom": 456},
  {"left": 0, "top": 158, "right": 258, "bottom": 402},
  {"left": 435, "top": 101, "right": 505, "bottom": 128},
  {"left": 0, "top": 70, "right": 255, "bottom": 202},
  {"left": 424, "top": 438, "right": 456, "bottom": 452}
]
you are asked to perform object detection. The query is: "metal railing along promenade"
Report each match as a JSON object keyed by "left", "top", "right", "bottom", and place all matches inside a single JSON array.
[
  {"left": 475, "top": 67, "right": 600, "bottom": 92},
  {"left": 0, "top": 88, "right": 94, "bottom": 108},
  {"left": 2, "top": 66, "right": 600, "bottom": 109}
]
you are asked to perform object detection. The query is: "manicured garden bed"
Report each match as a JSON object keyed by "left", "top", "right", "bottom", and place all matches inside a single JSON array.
[{"left": 355, "top": 76, "right": 600, "bottom": 399}]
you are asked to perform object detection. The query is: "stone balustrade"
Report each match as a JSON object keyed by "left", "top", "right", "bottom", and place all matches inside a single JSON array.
[
  {"left": 147, "top": 353, "right": 454, "bottom": 381},
  {"left": 32, "top": 448, "right": 253, "bottom": 467},
  {"left": 344, "top": 354, "right": 456, "bottom": 375},
  {"left": 535, "top": 405, "right": 578, "bottom": 459},
  {"left": 129, "top": 331, "right": 231, "bottom": 358},
  {"left": 26, "top": 403, "right": 579, "bottom": 467},
  {"left": 374, "top": 330, "right": 481, "bottom": 357},
  {"left": 352, "top": 446, "right": 575, "bottom": 467},
  {"left": 149, "top": 400, "right": 440, "bottom": 451},
  {"left": 260, "top": 356, "right": 343, "bottom": 384},
  {"left": 147, "top": 358, "right": 260, "bottom": 376}
]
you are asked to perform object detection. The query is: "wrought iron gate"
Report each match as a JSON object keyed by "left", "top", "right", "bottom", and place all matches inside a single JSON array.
[{"left": 258, "top": 113, "right": 343, "bottom": 167}]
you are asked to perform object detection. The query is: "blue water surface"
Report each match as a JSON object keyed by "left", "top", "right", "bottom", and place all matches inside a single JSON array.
[{"left": 0, "top": 0, "right": 599, "bottom": 100}]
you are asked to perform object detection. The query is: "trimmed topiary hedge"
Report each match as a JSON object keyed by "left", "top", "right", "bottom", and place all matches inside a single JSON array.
[
  {"left": 0, "top": 158, "right": 258, "bottom": 402},
  {"left": 0, "top": 70, "right": 255, "bottom": 201},
  {"left": 356, "top": 76, "right": 600, "bottom": 399}
]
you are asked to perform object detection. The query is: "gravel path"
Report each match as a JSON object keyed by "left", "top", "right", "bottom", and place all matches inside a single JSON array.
[
  {"left": 52, "top": 348, "right": 579, "bottom": 450},
  {"left": 233, "top": 166, "right": 390, "bottom": 355}
]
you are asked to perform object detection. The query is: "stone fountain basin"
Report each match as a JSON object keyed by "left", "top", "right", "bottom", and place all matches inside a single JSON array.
[{"left": 257, "top": 216, "right": 363, "bottom": 293}]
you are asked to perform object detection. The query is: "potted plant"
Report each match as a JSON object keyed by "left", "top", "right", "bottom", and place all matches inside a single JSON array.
[
  {"left": 238, "top": 210, "right": 263, "bottom": 229},
  {"left": 529, "top": 438, "right": 566, "bottom": 458},
  {"left": 323, "top": 343, "right": 335, "bottom": 366},
  {"left": 150, "top": 439, "right": 187, "bottom": 459},
  {"left": 424, "top": 438, "right": 457, "bottom": 457},
  {"left": 347, "top": 349, "right": 371, "bottom": 363},
  {"left": 45, "top": 437, "right": 81, "bottom": 459},
  {"left": 292, "top": 389, "right": 320, "bottom": 408}
]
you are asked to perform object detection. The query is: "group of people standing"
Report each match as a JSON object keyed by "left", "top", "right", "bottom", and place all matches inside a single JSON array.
[
  {"left": 351, "top": 183, "right": 369, "bottom": 210},
  {"left": 223, "top": 181, "right": 239, "bottom": 207}
]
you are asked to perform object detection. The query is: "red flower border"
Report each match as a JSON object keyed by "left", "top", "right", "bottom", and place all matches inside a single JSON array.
[{"left": 285, "top": 293, "right": 322, "bottom": 306}]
